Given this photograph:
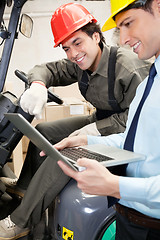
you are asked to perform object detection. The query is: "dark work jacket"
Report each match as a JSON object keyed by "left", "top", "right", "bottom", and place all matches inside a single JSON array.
[{"left": 28, "top": 44, "right": 151, "bottom": 136}]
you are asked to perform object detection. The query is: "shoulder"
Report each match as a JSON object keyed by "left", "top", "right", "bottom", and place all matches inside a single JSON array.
[{"left": 116, "top": 47, "right": 151, "bottom": 71}]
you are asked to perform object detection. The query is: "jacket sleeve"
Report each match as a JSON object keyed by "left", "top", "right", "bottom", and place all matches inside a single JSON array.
[
  {"left": 96, "top": 109, "right": 128, "bottom": 136},
  {"left": 27, "top": 59, "right": 78, "bottom": 88},
  {"left": 96, "top": 64, "right": 150, "bottom": 136}
]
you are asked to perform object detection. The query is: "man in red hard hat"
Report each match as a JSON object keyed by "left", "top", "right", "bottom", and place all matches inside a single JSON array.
[
  {"left": 51, "top": 2, "right": 97, "bottom": 48},
  {"left": 0, "top": 3, "right": 151, "bottom": 239}
]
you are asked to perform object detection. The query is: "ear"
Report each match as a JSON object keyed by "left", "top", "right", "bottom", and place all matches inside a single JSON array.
[
  {"left": 155, "top": 0, "right": 160, "bottom": 12},
  {"left": 93, "top": 32, "right": 100, "bottom": 44}
]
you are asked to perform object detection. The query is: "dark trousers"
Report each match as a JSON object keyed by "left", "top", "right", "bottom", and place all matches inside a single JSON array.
[
  {"left": 116, "top": 211, "right": 160, "bottom": 240},
  {"left": 17, "top": 115, "right": 94, "bottom": 189},
  {"left": 11, "top": 155, "right": 70, "bottom": 228},
  {"left": 11, "top": 115, "right": 94, "bottom": 227}
]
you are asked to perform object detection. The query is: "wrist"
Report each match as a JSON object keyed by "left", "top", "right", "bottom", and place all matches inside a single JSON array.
[
  {"left": 105, "top": 174, "right": 120, "bottom": 198},
  {"left": 111, "top": 175, "right": 120, "bottom": 198},
  {"left": 81, "top": 135, "right": 88, "bottom": 145},
  {"left": 32, "top": 81, "right": 47, "bottom": 88}
]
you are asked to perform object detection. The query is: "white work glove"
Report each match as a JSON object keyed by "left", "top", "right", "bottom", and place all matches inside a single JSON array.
[
  {"left": 69, "top": 122, "right": 101, "bottom": 137},
  {"left": 20, "top": 81, "right": 48, "bottom": 119}
]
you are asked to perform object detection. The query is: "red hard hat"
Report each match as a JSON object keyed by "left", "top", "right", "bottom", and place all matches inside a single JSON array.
[{"left": 51, "top": 3, "right": 97, "bottom": 47}]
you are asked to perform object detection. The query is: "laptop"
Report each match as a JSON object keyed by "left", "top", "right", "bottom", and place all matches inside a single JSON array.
[{"left": 5, "top": 113, "right": 146, "bottom": 172}]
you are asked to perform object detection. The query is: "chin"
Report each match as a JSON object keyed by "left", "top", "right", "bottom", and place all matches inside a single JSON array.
[
  {"left": 137, "top": 53, "right": 147, "bottom": 60},
  {"left": 79, "top": 66, "right": 87, "bottom": 71},
  {"left": 78, "top": 64, "right": 89, "bottom": 71},
  {"left": 138, "top": 50, "right": 154, "bottom": 61}
]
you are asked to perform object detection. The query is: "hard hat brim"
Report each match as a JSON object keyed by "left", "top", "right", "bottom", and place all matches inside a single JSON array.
[
  {"left": 102, "top": 0, "right": 135, "bottom": 32},
  {"left": 102, "top": 17, "right": 117, "bottom": 32}
]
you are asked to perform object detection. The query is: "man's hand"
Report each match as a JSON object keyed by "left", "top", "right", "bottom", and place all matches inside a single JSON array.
[
  {"left": 54, "top": 135, "right": 88, "bottom": 150},
  {"left": 40, "top": 135, "right": 88, "bottom": 157},
  {"left": 20, "top": 81, "right": 48, "bottom": 118},
  {"left": 58, "top": 158, "right": 120, "bottom": 198},
  {"left": 69, "top": 122, "right": 101, "bottom": 137}
]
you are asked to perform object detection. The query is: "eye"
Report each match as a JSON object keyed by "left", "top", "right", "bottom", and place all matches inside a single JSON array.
[
  {"left": 63, "top": 48, "right": 69, "bottom": 53},
  {"left": 75, "top": 41, "right": 81, "bottom": 46},
  {"left": 124, "top": 20, "right": 133, "bottom": 28}
]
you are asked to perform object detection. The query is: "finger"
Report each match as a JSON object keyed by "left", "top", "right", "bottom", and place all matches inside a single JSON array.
[
  {"left": 58, "top": 160, "right": 78, "bottom": 179},
  {"left": 35, "top": 113, "right": 42, "bottom": 120},
  {"left": 77, "top": 158, "right": 96, "bottom": 168},
  {"left": 54, "top": 137, "right": 73, "bottom": 150},
  {"left": 32, "top": 104, "right": 43, "bottom": 116},
  {"left": 54, "top": 139, "right": 67, "bottom": 150},
  {"left": 20, "top": 100, "right": 28, "bottom": 113},
  {"left": 40, "top": 150, "right": 46, "bottom": 157}
]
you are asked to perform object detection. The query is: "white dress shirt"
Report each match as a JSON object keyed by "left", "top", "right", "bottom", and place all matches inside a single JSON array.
[{"left": 88, "top": 55, "right": 160, "bottom": 219}]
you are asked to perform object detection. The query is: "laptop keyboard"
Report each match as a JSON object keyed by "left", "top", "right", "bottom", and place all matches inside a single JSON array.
[{"left": 60, "top": 147, "right": 114, "bottom": 162}]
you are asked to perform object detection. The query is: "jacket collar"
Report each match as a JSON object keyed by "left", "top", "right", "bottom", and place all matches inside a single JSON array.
[{"left": 91, "top": 44, "right": 110, "bottom": 78}]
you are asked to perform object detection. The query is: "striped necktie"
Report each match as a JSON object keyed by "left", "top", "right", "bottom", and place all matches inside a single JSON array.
[{"left": 124, "top": 63, "right": 157, "bottom": 151}]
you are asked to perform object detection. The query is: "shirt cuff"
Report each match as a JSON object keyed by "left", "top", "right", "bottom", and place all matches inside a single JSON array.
[{"left": 87, "top": 135, "right": 107, "bottom": 145}]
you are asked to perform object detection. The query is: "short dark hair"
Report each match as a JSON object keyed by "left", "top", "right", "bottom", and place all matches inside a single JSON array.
[
  {"left": 80, "top": 22, "right": 106, "bottom": 49},
  {"left": 125, "top": 0, "right": 154, "bottom": 13},
  {"left": 140, "top": 0, "right": 154, "bottom": 13}
]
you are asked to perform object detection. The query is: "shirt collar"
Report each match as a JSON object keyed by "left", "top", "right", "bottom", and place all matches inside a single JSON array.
[
  {"left": 154, "top": 55, "right": 160, "bottom": 77},
  {"left": 91, "top": 44, "right": 110, "bottom": 77}
]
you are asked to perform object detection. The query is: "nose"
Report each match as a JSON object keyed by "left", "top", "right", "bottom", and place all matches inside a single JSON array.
[
  {"left": 69, "top": 47, "right": 79, "bottom": 61},
  {"left": 119, "top": 28, "right": 131, "bottom": 46}
]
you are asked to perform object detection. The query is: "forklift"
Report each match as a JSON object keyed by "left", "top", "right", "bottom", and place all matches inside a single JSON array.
[{"left": 0, "top": 1, "right": 116, "bottom": 239}]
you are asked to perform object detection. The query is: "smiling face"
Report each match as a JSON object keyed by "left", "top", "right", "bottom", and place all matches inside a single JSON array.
[
  {"left": 115, "top": 0, "right": 160, "bottom": 59},
  {"left": 61, "top": 30, "right": 102, "bottom": 72}
]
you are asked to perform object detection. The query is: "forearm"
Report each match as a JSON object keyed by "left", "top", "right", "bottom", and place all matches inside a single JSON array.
[
  {"left": 28, "top": 59, "right": 78, "bottom": 88},
  {"left": 28, "top": 64, "right": 53, "bottom": 87},
  {"left": 87, "top": 132, "right": 125, "bottom": 149}
]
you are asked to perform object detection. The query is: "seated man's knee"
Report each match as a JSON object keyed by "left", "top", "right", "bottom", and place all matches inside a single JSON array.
[{"left": 35, "top": 122, "right": 49, "bottom": 134}]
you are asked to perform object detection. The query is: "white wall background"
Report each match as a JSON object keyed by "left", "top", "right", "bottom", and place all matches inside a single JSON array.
[{"left": 2, "top": 0, "right": 114, "bottom": 97}]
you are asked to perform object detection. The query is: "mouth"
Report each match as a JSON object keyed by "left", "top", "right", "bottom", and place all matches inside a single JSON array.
[
  {"left": 132, "top": 41, "right": 141, "bottom": 53},
  {"left": 75, "top": 55, "right": 85, "bottom": 64}
]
